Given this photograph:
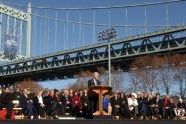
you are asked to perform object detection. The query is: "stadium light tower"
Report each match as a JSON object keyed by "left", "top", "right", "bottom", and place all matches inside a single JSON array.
[{"left": 97, "top": 27, "right": 117, "bottom": 87}]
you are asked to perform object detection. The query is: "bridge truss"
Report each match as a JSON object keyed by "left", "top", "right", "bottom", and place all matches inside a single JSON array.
[
  {"left": 0, "top": 3, "right": 31, "bottom": 63},
  {"left": 0, "top": 26, "right": 186, "bottom": 82}
]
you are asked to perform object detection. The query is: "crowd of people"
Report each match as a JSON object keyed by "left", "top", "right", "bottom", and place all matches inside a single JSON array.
[
  {"left": 0, "top": 86, "right": 185, "bottom": 120},
  {"left": 0, "top": 72, "right": 185, "bottom": 120}
]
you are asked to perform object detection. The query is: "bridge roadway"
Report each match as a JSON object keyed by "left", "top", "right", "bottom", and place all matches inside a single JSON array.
[{"left": 1, "top": 26, "right": 186, "bottom": 83}]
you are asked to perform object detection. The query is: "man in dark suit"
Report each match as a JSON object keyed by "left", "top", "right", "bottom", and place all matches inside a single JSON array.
[
  {"left": 44, "top": 89, "right": 59, "bottom": 118},
  {"left": 110, "top": 92, "right": 121, "bottom": 118},
  {"left": 19, "top": 88, "right": 34, "bottom": 119},
  {"left": 81, "top": 88, "right": 90, "bottom": 118},
  {"left": 88, "top": 72, "right": 102, "bottom": 88},
  {"left": 12, "top": 87, "right": 22, "bottom": 102},
  {"left": 59, "top": 89, "right": 72, "bottom": 116},
  {"left": 155, "top": 93, "right": 163, "bottom": 119},
  {"left": 0, "top": 87, "right": 14, "bottom": 119},
  {"left": 87, "top": 72, "right": 102, "bottom": 116},
  {"left": 33, "top": 90, "right": 45, "bottom": 119}
]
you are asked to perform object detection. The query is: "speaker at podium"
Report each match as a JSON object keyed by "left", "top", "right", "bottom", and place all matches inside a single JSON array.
[{"left": 88, "top": 86, "right": 112, "bottom": 116}]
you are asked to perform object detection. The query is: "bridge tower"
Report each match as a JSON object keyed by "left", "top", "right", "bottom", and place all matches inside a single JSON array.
[{"left": 0, "top": 2, "right": 31, "bottom": 64}]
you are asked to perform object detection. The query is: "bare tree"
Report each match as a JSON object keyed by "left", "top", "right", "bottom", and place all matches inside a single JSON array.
[
  {"left": 129, "top": 54, "right": 186, "bottom": 96},
  {"left": 100, "top": 72, "right": 124, "bottom": 91},
  {"left": 146, "top": 70, "right": 159, "bottom": 93},
  {"left": 112, "top": 73, "right": 125, "bottom": 91},
  {"left": 158, "top": 68, "right": 173, "bottom": 95},
  {"left": 15, "top": 79, "right": 43, "bottom": 92},
  {"left": 173, "top": 69, "right": 186, "bottom": 97},
  {"left": 129, "top": 71, "right": 143, "bottom": 93},
  {"left": 130, "top": 56, "right": 161, "bottom": 93},
  {"left": 171, "top": 54, "right": 186, "bottom": 97}
]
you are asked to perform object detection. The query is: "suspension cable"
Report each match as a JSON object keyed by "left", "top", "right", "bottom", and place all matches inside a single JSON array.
[
  {"left": 108, "top": 9, "right": 111, "bottom": 28},
  {"left": 2, "top": 0, "right": 186, "bottom": 11},
  {"left": 166, "top": 4, "right": 169, "bottom": 26},
  {"left": 66, "top": 10, "right": 69, "bottom": 50},
  {"left": 144, "top": 6, "right": 147, "bottom": 33},
  {"left": 47, "top": 16, "right": 49, "bottom": 54},
  {"left": 39, "top": 14, "right": 43, "bottom": 55},
  {"left": 92, "top": 10, "right": 96, "bottom": 44},
  {"left": 0, "top": 13, "right": 2, "bottom": 50},
  {"left": 32, "top": 9, "right": 37, "bottom": 56},
  {"left": 79, "top": 11, "right": 82, "bottom": 47},
  {"left": 63, "top": 20, "right": 66, "bottom": 50},
  {"left": 54, "top": 10, "right": 58, "bottom": 51},
  {"left": 19, "top": 20, "right": 22, "bottom": 55},
  {"left": 44, "top": 9, "right": 47, "bottom": 54},
  {"left": 72, "top": 23, "right": 75, "bottom": 48},
  {"left": 125, "top": 8, "right": 128, "bottom": 37},
  {"left": 31, "top": 13, "right": 183, "bottom": 28}
]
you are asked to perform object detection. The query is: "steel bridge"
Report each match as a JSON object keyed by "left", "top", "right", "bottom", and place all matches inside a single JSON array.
[
  {"left": 0, "top": 0, "right": 186, "bottom": 85},
  {"left": 0, "top": 2, "right": 31, "bottom": 63},
  {"left": 0, "top": 25, "right": 186, "bottom": 83}
]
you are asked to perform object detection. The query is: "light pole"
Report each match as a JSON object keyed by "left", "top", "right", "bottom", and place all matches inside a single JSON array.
[
  {"left": 108, "top": 41, "right": 111, "bottom": 87},
  {"left": 97, "top": 27, "right": 117, "bottom": 87}
]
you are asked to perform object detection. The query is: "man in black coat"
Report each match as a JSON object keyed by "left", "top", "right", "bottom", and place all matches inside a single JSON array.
[
  {"left": 33, "top": 91, "right": 45, "bottom": 119},
  {"left": 87, "top": 72, "right": 102, "bottom": 115},
  {"left": 81, "top": 88, "right": 90, "bottom": 118},
  {"left": 110, "top": 92, "right": 121, "bottom": 118},
  {"left": 137, "top": 92, "right": 148, "bottom": 119},
  {"left": 155, "top": 93, "right": 163, "bottom": 119},
  {"left": 88, "top": 72, "right": 102, "bottom": 88},
  {"left": 44, "top": 89, "right": 59, "bottom": 118},
  {"left": 0, "top": 87, "right": 14, "bottom": 119},
  {"left": 60, "top": 89, "right": 72, "bottom": 116},
  {"left": 12, "top": 87, "right": 22, "bottom": 102},
  {"left": 19, "top": 88, "right": 34, "bottom": 119}
]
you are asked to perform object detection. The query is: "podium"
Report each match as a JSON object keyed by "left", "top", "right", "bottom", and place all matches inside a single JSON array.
[{"left": 88, "top": 86, "right": 112, "bottom": 115}]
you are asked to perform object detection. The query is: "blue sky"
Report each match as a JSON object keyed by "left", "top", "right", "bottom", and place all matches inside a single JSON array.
[
  {"left": 2, "top": 0, "right": 186, "bottom": 56},
  {"left": 38, "top": 78, "right": 76, "bottom": 90},
  {"left": 0, "top": 0, "right": 186, "bottom": 90}
]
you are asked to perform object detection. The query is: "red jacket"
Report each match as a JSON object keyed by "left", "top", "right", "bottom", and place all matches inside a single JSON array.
[
  {"left": 163, "top": 98, "right": 171, "bottom": 107},
  {"left": 71, "top": 95, "right": 81, "bottom": 108}
]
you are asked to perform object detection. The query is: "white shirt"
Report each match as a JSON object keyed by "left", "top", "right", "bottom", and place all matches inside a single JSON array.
[
  {"left": 156, "top": 98, "right": 159, "bottom": 104},
  {"left": 127, "top": 98, "right": 138, "bottom": 111},
  {"left": 37, "top": 96, "right": 43, "bottom": 104},
  {"left": 93, "top": 79, "right": 97, "bottom": 86}
]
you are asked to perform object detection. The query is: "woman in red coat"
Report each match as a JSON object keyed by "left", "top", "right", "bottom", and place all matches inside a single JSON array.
[
  {"left": 162, "top": 95, "right": 171, "bottom": 119},
  {"left": 71, "top": 91, "right": 81, "bottom": 117}
]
